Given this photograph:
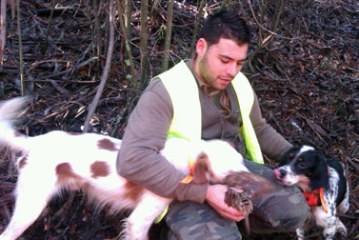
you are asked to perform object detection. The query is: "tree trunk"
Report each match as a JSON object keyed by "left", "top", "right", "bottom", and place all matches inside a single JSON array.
[
  {"left": 161, "top": 0, "right": 174, "bottom": 71},
  {"left": 190, "top": 0, "right": 206, "bottom": 56},
  {"left": 140, "top": 0, "right": 149, "bottom": 88}
]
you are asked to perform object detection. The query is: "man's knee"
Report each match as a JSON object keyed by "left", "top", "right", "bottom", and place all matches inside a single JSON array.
[
  {"left": 250, "top": 187, "right": 310, "bottom": 233},
  {"left": 165, "top": 201, "right": 242, "bottom": 240},
  {"left": 270, "top": 188, "right": 309, "bottom": 231}
]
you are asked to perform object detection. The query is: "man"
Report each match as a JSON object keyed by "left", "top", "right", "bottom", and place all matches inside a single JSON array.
[{"left": 117, "top": 10, "right": 309, "bottom": 239}]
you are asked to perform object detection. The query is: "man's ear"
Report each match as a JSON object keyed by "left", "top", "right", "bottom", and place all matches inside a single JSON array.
[
  {"left": 196, "top": 38, "right": 208, "bottom": 57},
  {"left": 192, "top": 152, "right": 214, "bottom": 184}
]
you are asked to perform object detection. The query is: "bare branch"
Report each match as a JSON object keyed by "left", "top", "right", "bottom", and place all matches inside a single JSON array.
[{"left": 83, "top": 1, "right": 115, "bottom": 132}]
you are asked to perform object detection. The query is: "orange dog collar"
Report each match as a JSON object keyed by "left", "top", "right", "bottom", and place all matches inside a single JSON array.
[{"left": 302, "top": 187, "right": 328, "bottom": 213}]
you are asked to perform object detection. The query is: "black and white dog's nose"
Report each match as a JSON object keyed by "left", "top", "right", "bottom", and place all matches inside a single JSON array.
[
  {"left": 273, "top": 168, "right": 287, "bottom": 180},
  {"left": 279, "top": 169, "right": 287, "bottom": 178}
]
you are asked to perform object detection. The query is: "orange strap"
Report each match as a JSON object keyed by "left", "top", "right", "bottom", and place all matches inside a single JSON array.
[
  {"left": 180, "top": 157, "right": 195, "bottom": 184},
  {"left": 180, "top": 175, "right": 193, "bottom": 184},
  {"left": 302, "top": 187, "right": 328, "bottom": 213},
  {"left": 319, "top": 187, "right": 328, "bottom": 213}
]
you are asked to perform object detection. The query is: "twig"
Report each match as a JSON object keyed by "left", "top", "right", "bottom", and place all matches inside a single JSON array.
[
  {"left": 0, "top": 0, "right": 6, "bottom": 63},
  {"left": 140, "top": 0, "right": 149, "bottom": 87},
  {"left": 83, "top": 1, "right": 115, "bottom": 132},
  {"left": 16, "top": 0, "right": 25, "bottom": 95},
  {"left": 93, "top": 0, "right": 102, "bottom": 58},
  {"left": 36, "top": 56, "right": 98, "bottom": 80},
  {"left": 45, "top": 0, "right": 57, "bottom": 37},
  {"left": 49, "top": 80, "right": 70, "bottom": 95},
  {"left": 116, "top": 0, "right": 137, "bottom": 82},
  {"left": 347, "top": 159, "right": 359, "bottom": 173},
  {"left": 247, "top": 0, "right": 302, "bottom": 43},
  {"left": 190, "top": 0, "right": 206, "bottom": 55},
  {"left": 24, "top": 79, "right": 99, "bottom": 84},
  {"left": 161, "top": 0, "right": 175, "bottom": 71}
]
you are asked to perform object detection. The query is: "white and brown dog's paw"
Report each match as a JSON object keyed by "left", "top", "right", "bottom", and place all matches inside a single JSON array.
[{"left": 221, "top": 171, "right": 275, "bottom": 214}]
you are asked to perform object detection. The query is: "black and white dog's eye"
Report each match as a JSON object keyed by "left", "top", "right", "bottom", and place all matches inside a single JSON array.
[{"left": 297, "top": 161, "right": 307, "bottom": 168}]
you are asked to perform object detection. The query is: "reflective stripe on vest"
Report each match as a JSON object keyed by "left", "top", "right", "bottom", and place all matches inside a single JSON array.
[
  {"left": 231, "top": 72, "right": 264, "bottom": 163},
  {"left": 159, "top": 60, "right": 264, "bottom": 163},
  {"left": 159, "top": 61, "right": 201, "bottom": 142}
]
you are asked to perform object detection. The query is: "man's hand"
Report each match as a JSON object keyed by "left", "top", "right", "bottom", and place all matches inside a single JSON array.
[{"left": 205, "top": 184, "right": 248, "bottom": 222}]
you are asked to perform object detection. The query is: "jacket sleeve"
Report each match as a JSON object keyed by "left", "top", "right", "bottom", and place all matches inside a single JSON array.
[
  {"left": 249, "top": 92, "right": 292, "bottom": 160},
  {"left": 117, "top": 79, "right": 208, "bottom": 203}
]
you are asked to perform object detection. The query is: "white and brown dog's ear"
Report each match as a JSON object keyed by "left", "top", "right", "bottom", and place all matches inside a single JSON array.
[
  {"left": 192, "top": 152, "right": 222, "bottom": 184},
  {"left": 191, "top": 152, "right": 212, "bottom": 184}
]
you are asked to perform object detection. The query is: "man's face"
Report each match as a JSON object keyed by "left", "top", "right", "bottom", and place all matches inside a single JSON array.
[{"left": 194, "top": 38, "right": 249, "bottom": 90}]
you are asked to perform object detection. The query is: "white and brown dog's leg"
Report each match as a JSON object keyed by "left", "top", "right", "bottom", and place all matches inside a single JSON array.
[
  {"left": 191, "top": 153, "right": 273, "bottom": 215},
  {"left": 123, "top": 192, "right": 171, "bottom": 240},
  {"left": 0, "top": 168, "right": 59, "bottom": 240}
]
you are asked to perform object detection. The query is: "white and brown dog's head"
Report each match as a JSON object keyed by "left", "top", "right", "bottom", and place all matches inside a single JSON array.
[{"left": 273, "top": 146, "right": 329, "bottom": 192}]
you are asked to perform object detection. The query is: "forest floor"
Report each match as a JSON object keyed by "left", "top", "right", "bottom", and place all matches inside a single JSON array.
[{"left": 0, "top": 0, "right": 358, "bottom": 239}]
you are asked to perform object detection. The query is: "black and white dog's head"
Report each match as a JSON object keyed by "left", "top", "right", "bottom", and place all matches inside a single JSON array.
[
  {"left": 274, "top": 146, "right": 350, "bottom": 239},
  {"left": 273, "top": 146, "right": 329, "bottom": 192}
]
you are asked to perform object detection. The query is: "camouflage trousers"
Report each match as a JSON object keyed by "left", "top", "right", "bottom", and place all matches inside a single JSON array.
[{"left": 164, "top": 159, "right": 310, "bottom": 240}]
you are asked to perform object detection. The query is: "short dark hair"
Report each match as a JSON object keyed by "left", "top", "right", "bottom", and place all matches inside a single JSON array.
[{"left": 198, "top": 10, "right": 251, "bottom": 46}]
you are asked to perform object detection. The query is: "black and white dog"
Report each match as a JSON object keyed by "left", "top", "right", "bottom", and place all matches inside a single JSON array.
[{"left": 274, "top": 146, "right": 350, "bottom": 240}]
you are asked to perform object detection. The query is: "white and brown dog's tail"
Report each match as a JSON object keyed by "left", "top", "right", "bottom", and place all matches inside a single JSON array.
[{"left": 0, "top": 97, "right": 31, "bottom": 153}]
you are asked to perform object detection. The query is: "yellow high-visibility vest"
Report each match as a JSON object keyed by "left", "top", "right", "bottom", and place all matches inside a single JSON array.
[{"left": 158, "top": 60, "right": 264, "bottom": 164}]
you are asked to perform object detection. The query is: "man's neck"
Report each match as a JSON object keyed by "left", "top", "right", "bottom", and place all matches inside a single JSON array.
[{"left": 187, "top": 59, "right": 221, "bottom": 97}]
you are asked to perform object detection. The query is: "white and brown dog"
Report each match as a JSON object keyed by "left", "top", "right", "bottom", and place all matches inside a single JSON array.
[
  {"left": 273, "top": 146, "right": 350, "bottom": 240},
  {"left": 0, "top": 97, "right": 271, "bottom": 240}
]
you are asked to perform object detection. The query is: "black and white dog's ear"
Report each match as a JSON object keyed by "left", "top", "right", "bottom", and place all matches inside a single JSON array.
[
  {"left": 310, "top": 152, "right": 329, "bottom": 190},
  {"left": 278, "top": 146, "right": 301, "bottom": 166}
]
